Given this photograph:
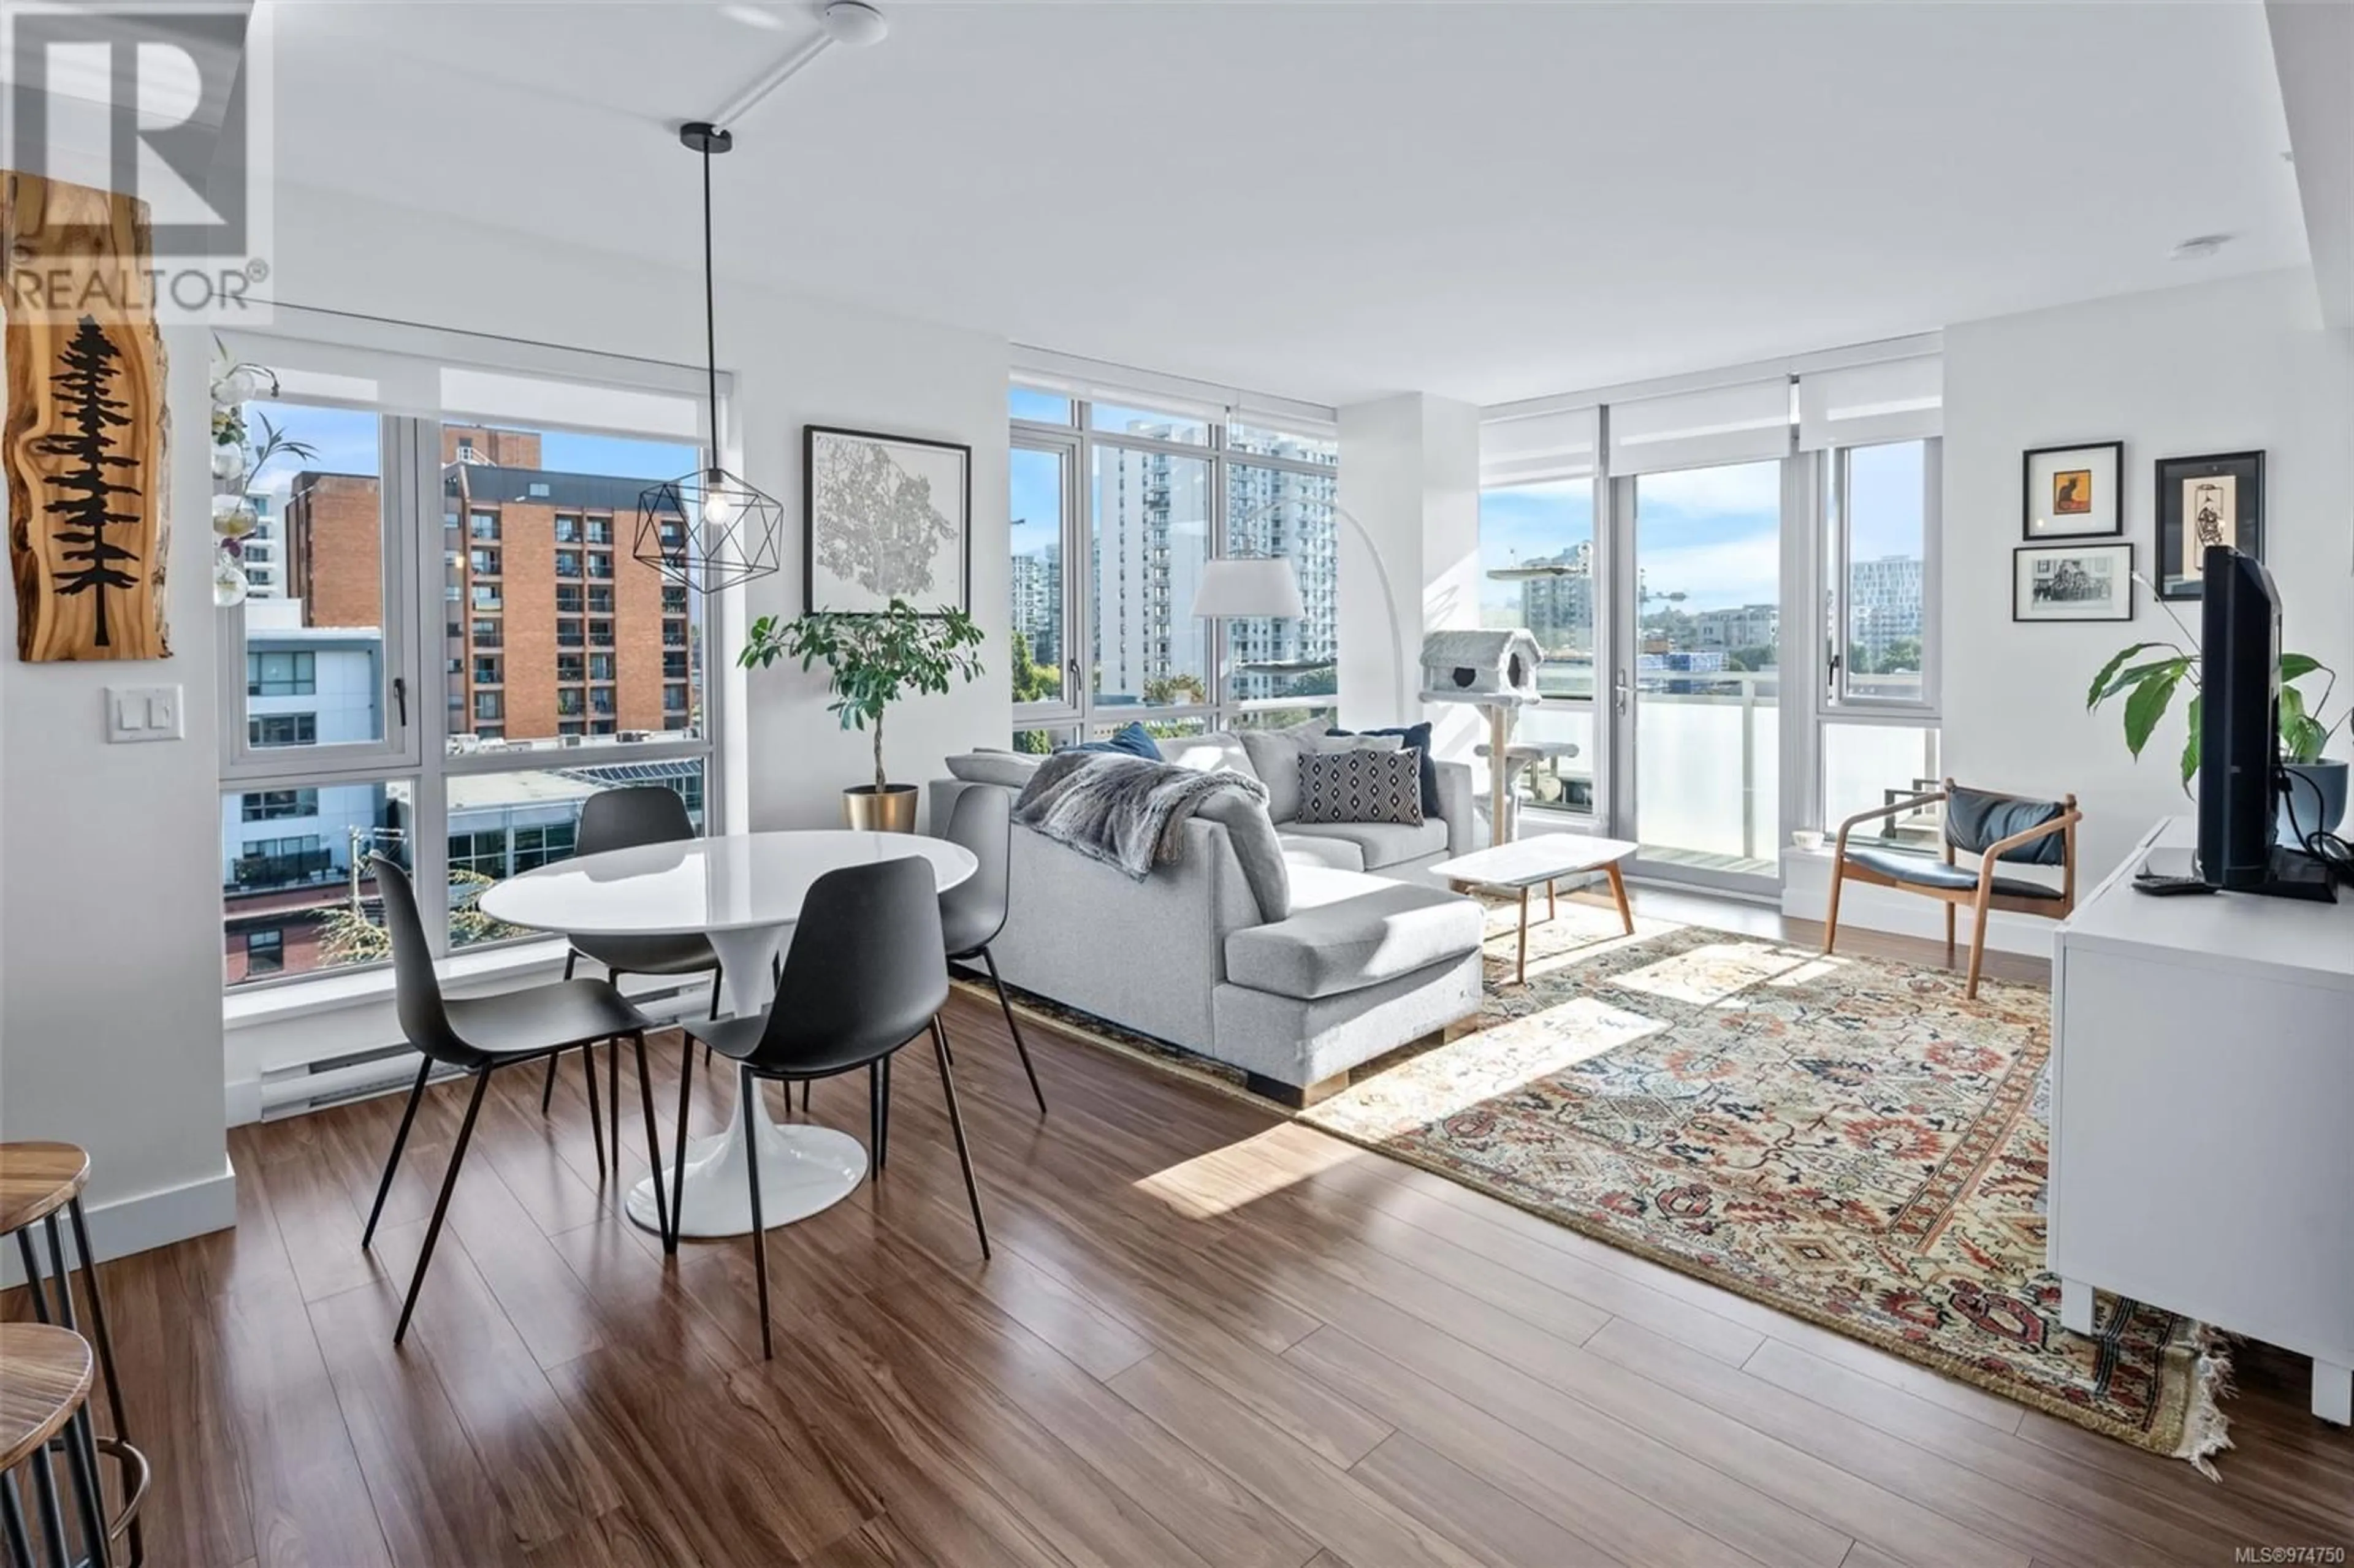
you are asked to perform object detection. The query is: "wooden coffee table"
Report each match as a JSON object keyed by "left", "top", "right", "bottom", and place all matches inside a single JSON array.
[{"left": 1431, "top": 835, "right": 1637, "bottom": 985}]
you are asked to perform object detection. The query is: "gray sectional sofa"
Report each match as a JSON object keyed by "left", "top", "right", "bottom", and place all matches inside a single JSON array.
[{"left": 927, "top": 725, "right": 1487, "bottom": 1104}]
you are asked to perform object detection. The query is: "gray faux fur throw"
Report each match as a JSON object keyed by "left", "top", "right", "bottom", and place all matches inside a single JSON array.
[{"left": 1011, "top": 750, "right": 1268, "bottom": 880}]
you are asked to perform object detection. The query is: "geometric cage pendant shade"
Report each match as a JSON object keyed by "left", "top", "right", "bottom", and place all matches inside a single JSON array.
[{"left": 634, "top": 467, "right": 785, "bottom": 593}]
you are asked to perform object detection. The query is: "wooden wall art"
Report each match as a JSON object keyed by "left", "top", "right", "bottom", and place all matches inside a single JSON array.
[{"left": 4, "top": 171, "right": 172, "bottom": 661}]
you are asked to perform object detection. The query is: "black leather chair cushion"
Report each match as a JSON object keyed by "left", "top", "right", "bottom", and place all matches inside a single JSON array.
[
  {"left": 1945, "top": 788, "right": 2067, "bottom": 865},
  {"left": 1845, "top": 847, "right": 2065, "bottom": 900}
]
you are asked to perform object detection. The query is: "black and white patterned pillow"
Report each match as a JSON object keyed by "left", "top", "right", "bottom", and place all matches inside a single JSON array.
[{"left": 1295, "top": 748, "right": 1425, "bottom": 826}]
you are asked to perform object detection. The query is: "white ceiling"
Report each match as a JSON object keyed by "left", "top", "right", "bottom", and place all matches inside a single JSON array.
[{"left": 264, "top": 0, "right": 2309, "bottom": 408}]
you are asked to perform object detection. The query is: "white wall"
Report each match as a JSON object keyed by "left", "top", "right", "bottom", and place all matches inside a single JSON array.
[
  {"left": 0, "top": 328, "right": 238, "bottom": 1260},
  {"left": 1943, "top": 270, "right": 2354, "bottom": 885}
]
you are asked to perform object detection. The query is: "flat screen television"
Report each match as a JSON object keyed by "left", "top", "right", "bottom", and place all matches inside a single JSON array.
[{"left": 2197, "top": 545, "right": 2280, "bottom": 889}]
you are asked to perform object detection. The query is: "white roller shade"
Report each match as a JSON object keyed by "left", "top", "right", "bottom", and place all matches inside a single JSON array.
[
  {"left": 221, "top": 311, "right": 717, "bottom": 442},
  {"left": 1798, "top": 356, "right": 1941, "bottom": 451},
  {"left": 1606, "top": 379, "right": 1792, "bottom": 475},
  {"left": 1481, "top": 405, "right": 1599, "bottom": 485}
]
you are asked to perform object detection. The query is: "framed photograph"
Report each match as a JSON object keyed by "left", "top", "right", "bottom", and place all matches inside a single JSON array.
[
  {"left": 2021, "top": 441, "right": 2124, "bottom": 539},
  {"left": 804, "top": 425, "right": 972, "bottom": 614},
  {"left": 2014, "top": 542, "right": 2134, "bottom": 622},
  {"left": 2154, "top": 450, "right": 2263, "bottom": 601}
]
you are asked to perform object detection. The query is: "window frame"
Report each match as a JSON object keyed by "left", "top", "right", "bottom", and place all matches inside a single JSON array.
[
  {"left": 1010, "top": 385, "right": 1341, "bottom": 742},
  {"left": 215, "top": 357, "right": 727, "bottom": 994},
  {"left": 1819, "top": 438, "right": 1941, "bottom": 718}
]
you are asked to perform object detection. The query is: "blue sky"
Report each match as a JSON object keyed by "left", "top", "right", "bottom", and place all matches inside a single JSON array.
[{"left": 246, "top": 402, "right": 697, "bottom": 498}]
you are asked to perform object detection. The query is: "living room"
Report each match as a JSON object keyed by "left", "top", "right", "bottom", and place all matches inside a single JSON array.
[{"left": 1, "top": 2, "right": 2348, "bottom": 1564}]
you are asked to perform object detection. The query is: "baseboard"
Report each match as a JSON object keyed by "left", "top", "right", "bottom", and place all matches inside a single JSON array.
[{"left": 0, "top": 1155, "right": 237, "bottom": 1286}]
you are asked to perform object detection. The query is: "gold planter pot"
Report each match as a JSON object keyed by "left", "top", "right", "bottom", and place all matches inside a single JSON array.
[{"left": 843, "top": 784, "right": 919, "bottom": 833}]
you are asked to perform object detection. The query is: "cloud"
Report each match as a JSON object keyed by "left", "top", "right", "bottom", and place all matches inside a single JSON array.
[{"left": 1634, "top": 460, "right": 1781, "bottom": 517}]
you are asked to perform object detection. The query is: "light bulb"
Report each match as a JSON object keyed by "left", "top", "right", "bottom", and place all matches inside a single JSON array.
[{"left": 703, "top": 489, "right": 734, "bottom": 528}]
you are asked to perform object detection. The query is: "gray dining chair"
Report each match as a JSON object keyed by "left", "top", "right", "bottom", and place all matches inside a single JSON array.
[
  {"left": 672, "top": 856, "right": 986, "bottom": 1358},
  {"left": 363, "top": 855, "right": 666, "bottom": 1343},
  {"left": 539, "top": 786, "right": 723, "bottom": 1151},
  {"left": 940, "top": 785, "right": 1046, "bottom": 1114}
]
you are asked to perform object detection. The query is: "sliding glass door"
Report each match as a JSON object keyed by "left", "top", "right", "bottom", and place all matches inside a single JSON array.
[{"left": 1610, "top": 459, "right": 1787, "bottom": 888}]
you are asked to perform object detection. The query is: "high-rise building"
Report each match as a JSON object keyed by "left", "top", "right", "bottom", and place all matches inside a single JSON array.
[
  {"left": 1848, "top": 554, "right": 1924, "bottom": 666},
  {"left": 1092, "top": 439, "right": 1209, "bottom": 700},
  {"left": 1225, "top": 461, "right": 1336, "bottom": 702},
  {"left": 1518, "top": 542, "right": 1594, "bottom": 657},
  {"left": 1692, "top": 603, "right": 1780, "bottom": 654},
  {"left": 240, "top": 490, "right": 283, "bottom": 598},
  {"left": 1010, "top": 543, "right": 1061, "bottom": 667},
  {"left": 280, "top": 425, "right": 695, "bottom": 745}
]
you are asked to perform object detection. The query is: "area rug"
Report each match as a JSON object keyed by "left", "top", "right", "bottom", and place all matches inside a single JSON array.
[
  {"left": 959, "top": 897, "right": 2230, "bottom": 1469},
  {"left": 1298, "top": 900, "right": 2231, "bottom": 1471}
]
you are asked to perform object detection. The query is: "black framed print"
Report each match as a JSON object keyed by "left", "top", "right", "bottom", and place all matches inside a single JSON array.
[
  {"left": 2014, "top": 542, "right": 2133, "bottom": 623},
  {"left": 2154, "top": 450, "right": 2263, "bottom": 601},
  {"left": 803, "top": 425, "right": 973, "bottom": 614},
  {"left": 2021, "top": 441, "right": 2124, "bottom": 539}
]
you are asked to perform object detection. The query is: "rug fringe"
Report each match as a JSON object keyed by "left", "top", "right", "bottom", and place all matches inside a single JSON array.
[{"left": 2179, "top": 1331, "right": 2238, "bottom": 1481}]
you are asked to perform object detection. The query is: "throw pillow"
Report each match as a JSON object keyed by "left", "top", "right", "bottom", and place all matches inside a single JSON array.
[
  {"left": 946, "top": 751, "right": 1045, "bottom": 789},
  {"left": 1327, "top": 722, "right": 1439, "bottom": 817},
  {"left": 1295, "top": 748, "right": 1425, "bottom": 827},
  {"left": 1060, "top": 720, "right": 1160, "bottom": 760},
  {"left": 1236, "top": 716, "right": 1338, "bottom": 822},
  {"left": 1157, "top": 730, "right": 1259, "bottom": 783}
]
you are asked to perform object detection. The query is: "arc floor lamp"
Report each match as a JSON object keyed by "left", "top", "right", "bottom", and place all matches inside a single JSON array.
[{"left": 1189, "top": 497, "right": 1412, "bottom": 721}]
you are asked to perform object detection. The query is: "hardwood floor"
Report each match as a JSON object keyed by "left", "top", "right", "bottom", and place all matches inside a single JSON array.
[{"left": 14, "top": 898, "right": 2348, "bottom": 1566}]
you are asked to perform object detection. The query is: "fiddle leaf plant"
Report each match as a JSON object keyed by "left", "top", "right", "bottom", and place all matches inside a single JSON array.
[
  {"left": 739, "top": 599, "right": 985, "bottom": 792},
  {"left": 2087, "top": 640, "right": 2341, "bottom": 790}
]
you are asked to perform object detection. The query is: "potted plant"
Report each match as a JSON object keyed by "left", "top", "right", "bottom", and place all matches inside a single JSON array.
[
  {"left": 740, "top": 598, "right": 985, "bottom": 832},
  {"left": 2087, "top": 625, "right": 2348, "bottom": 844}
]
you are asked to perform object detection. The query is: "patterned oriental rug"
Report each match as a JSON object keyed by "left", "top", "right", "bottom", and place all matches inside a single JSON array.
[{"left": 961, "top": 899, "right": 2230, "bottom": 1469}]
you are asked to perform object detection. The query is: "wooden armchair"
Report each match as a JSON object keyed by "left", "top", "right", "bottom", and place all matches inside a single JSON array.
[{"left": 1824, "top": 777, "right": 2080, "bottom": 998}]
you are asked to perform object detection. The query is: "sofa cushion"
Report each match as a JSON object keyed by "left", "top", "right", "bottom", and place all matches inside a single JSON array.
[
  {"left": 1278, "top": 817, "right": 1448, "bottom": 870},
  {"left": 1296, "top": 748, "right": 1425, "bottom": 827},
  {"left": 1063, "top": 720, "right": 1159, "bottom": 759},
  {"left": 1327, "top": 722, "right": 1439, "bottom": 817},
  {"left": 1236, "top": 720, "right": 1397, "bottom": 823},
  {"left": 947, "top": 751, "right": 1045, "bottom": 790},
  {"left": 1278, "top": 833, "right": 1365, "bottom": 873},
  {"left": 1157, "top": 730, "right": 1259, "bottom": 782},
  {"left": 1225, "top": 867, "right": 1483, "bottom": 1001}
]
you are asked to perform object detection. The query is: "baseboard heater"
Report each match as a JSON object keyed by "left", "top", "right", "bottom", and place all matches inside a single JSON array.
[{"left": 256, "top": 977, "right": 717, "bottom": 1120}]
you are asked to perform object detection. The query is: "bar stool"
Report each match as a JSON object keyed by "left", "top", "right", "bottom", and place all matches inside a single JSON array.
[
  {"left": 0, "top": 1323, "right": 111, "bottom": 1567},
  {"left": 0, "top": 1144, "right": 148, "bottom": 1566}
]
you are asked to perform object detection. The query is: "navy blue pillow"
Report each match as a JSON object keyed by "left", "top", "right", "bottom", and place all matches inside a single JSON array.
[
  {"left": 1328, "top": 723, "right": 1439, "bottom": 817},
  {"left": 1061, "top": 720, "right": 1160, "bottom": 760}
]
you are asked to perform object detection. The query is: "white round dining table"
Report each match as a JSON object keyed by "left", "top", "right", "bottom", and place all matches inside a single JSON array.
[{"left": 478, "top": 829, "right": 977, "bottom": 1239}]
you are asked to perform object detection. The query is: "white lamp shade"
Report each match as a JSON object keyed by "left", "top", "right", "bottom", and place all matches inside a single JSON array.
[{"left": 1191, "top": 557, "right": 1305, "bottom": 620}]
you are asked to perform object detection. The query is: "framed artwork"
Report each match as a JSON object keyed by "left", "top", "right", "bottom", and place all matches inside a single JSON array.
[
  {"left": 2021, "top": 441, "right": 2124, "bottom": 540},
  {"left": 803, "top": 424, "right": 972, "bottom": 614},
  {"left": 2014, "top": 542, "right": 2134, "bottom": 623},
  {"left": 2154, "top": 450, "right": 2263, "bottom": 601}
]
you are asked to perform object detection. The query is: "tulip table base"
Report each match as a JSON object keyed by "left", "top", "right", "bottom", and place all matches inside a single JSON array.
[{"left": 623, "top": 921, "right": 867, "bottom": 1239}]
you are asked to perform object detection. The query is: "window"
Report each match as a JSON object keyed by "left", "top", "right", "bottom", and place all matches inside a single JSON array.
[
  {"left": 240, "top": 788, "right": 319, "bottom": 820},
  {"left": 1827, "top": 439, "right": 1935, "bottom": 707},
  {"left": 590, "top": 688, "right": 616, "bottom": 716},
  {"left": 588, "top": 652, "right": 615, "bottom": 682},
  {"left": 241, "top": 929, "right": 284, "bottom": 978},
  {"left": 249, "top": 714, "right": 317, "bottom": 747},
  {"left": 587, "top": 552, "right": 614, "bottom": 579},
  {"left": 657, "top": 585, "right": 683, "bottom": 615},
  {"left": 555, "top": 550, "right": 582, "bottom": 579},
  {"left": 1822, "top": 721, "right": 1942, "bottom": 839},
  {"left": 219, "top": 336, "right": 718, "bottom": 989},
  {"left": 1011, "top": 379, "right": 1339, "bottom": 738},
  {"left": 596, "top": 587, "right": 620, "bottom": 615},
  {"left": 246, "top": 650, "right": 316, "bottom": 697},
  {"left": 588, "top": 619, "right": 613, "bottom": 647},
  {"left": 663, "top": 650, "right": 688, "bottom": 680}
]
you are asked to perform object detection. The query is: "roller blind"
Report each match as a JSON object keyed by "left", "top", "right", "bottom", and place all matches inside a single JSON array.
[
  {"left": 1797, "top": 356, "right": 1941, "bottom": 451},
  {"left": 1481, "top": 405, "right": 1599, "bottom": 485},
  {"left": 220, "top": 313, "right": 718, "bottom": 443},
  {"left": 1606, "top": 379, "right": 1792, "bottom": 475}
]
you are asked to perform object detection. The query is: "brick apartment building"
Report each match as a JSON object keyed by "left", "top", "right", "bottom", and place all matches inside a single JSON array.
[{"left": 282, "top": 425, "right": 695, "bottom": 744}]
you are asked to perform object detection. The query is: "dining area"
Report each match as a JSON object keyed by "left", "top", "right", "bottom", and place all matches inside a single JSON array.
[{"left": 361, "top": 783, "right": 1043, "bottom": 1359}]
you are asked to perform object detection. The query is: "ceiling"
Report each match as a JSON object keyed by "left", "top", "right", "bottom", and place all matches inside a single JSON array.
[{"left": 264, "top": 0, "right": 2310, "bottom": 408}]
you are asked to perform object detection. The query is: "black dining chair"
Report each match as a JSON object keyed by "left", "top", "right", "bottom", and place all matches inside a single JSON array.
[
  {"left": 940, "top": 786, "right": 1046, "bottom": 1114},
  {"left": 362, "top": 854, "right": 668, "bottom": 1344},
  {"left": 539, "top": 786, "right": 723, "bottom": 1151},
  {"left": 672, "top": 856, "right": 988, "bottom": 1358}
]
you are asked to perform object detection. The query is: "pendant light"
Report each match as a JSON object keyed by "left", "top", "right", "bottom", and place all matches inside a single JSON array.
[{"left": 634, "top": 120, "right": 783, "bottom": 592}]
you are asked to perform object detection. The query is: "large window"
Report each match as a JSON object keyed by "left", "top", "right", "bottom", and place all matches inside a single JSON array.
[
  {"left": 1815, "top": 437, "right": 1940, "bottom": 832},
  {"left": 1479, "top": 479, "right": 1599, "bottom": 819},
  {"left": 217, "top": 342, "right": 720, "bottom": 990},
  {"left": 1010, "top": 380, "right": 1338, "bottom": 750}
]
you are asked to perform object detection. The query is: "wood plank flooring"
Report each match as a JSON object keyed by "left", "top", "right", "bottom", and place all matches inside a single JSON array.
[{"left": 13, "top": 897, "right": 2350, "bottom": 1567}]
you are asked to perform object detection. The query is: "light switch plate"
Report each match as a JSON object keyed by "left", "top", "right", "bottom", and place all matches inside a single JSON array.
[{"left": 106, "top": 684, "right": 183, "bottom": 742}]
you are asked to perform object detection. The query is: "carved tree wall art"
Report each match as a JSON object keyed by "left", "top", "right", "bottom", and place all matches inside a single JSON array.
[{"left": 4, "top": 172, "right": 172, "bottom": 660}]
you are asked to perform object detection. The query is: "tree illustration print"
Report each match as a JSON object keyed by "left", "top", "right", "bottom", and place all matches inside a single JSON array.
[
  {"left": 37, "top": 315, "right": 143, "bottom": 648},
  {"left": 813, "top": 438, "right": 956, "bottom": 600}
]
